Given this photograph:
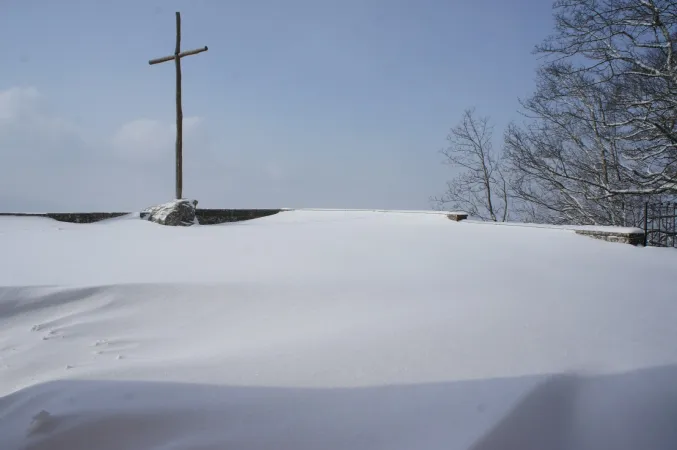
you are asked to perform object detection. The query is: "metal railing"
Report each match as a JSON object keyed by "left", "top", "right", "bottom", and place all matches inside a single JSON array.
[{"left": 644, "top": 202, "right": 677, "bottom": 248}]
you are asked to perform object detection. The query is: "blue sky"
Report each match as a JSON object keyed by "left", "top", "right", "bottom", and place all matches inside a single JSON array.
[{"left": 0, "top": 0, "right": 554, "bottom": 211}]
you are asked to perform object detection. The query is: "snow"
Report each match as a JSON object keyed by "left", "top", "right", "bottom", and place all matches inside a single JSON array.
[
  {"left": 462, "top": 219, "right": 645, "bottom": 235},
  {"left": 1, "top": 209, "right": 676, "bottom": 449}
]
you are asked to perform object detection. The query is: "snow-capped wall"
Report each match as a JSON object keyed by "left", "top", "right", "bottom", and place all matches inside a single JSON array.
[{"left": 574, "top": 229, "right": 645, "bottom": 246}]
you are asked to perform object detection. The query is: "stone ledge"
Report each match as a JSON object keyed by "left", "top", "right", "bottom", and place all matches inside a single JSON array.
[
  {"left": 195, "top": 209, "right": 282, "bottom": 224},
  {"left": 447, "top": 212, "right": 469, "bottom": 222},
  {"left": 0, "top": 212, "right": 128, "bottom": 223},
  {"left": 574, "top": 229, "right": 645, "bottom": 246},
  {"left": 0, "top": 209, "right": 284, "bottom": 224}
]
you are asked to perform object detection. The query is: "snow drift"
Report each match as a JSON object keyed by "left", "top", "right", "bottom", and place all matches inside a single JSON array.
[{"left": 1, "top": 210, "right": 676, "bottom": 449}]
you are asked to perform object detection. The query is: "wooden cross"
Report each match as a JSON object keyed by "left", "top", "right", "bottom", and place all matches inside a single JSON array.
[{"left": 149, "top": 12, "right": 208, "bottom": 200}]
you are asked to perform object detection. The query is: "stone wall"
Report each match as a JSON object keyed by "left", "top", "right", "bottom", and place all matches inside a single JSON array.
[
  {"left": 195, "top": 209, "right": 282, "bottom": 224},
  {"left": 0, "top": 210, "right": 283, "bottom": 224},
  {"left": 447, "top": 212, "right": 645, "bottom": 246},
  {"left": 574, "top": 229, "right": 645, "bottom": 246},
  {"left": 0, "top": 212, "right": 129, "bottom": 223},
  {"left": 447, "top": 212, "right": 469, "bottom": 221}
]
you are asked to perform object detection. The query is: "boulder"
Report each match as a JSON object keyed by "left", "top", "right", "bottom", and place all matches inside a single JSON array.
[{"left": 140, "top": 199, "right": 198, "bottom": 226}]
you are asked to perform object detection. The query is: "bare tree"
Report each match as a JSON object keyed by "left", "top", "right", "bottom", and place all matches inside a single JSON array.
[
  {"left": 504, "top": 65, "right": 655, "bottom": 226},
  {"left": 501, "top": 0, "right": 677, "bottom": 226},
  {"left": 433, "top": 109, "right": 509, "bottom": 221},
  {"left": 536, "top": 0, "right": 677, "bottom": 196}
]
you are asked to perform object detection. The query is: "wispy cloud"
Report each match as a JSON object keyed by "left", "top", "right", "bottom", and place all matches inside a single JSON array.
[
  {"left": 0, "top": 86, "right": 185, "bottom": 210},
  {"left": 112, "top": 117, "right": 202, "bottom": 163}
]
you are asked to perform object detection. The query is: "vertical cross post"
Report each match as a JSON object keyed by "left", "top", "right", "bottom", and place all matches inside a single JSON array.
[
  {"left": 643, "top": 201, "right": 648, "bottom": 247},
  {"left": 149, "top": 12, "right": 208, "bottom": 200},
  {"left": 174, "top": 12, "right": 183, "bottom": 200}
]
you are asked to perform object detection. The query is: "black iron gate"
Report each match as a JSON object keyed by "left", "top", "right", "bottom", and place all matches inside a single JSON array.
[{"left": 644, "top": 202, "right": 677, "bottom": 247}]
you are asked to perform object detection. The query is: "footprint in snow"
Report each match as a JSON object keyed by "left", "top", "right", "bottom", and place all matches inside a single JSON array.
[
  {"left": 91, "top": 339, "right": 132, "bottom": 362},
  {"left": 91, "top": 339, "right": 137, "bottom": 355},
  {"left": 41, "top": 329, "right": 62, "bottom": 341},
  {"left": 27, "top": 410, "right": 59, "bottom": 436}
]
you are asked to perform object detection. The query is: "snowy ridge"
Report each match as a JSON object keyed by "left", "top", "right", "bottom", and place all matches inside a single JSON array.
[
  {"left": 462, "top": 219, "right": 644, "bottom": 235},
  {"left": 1, "top": 210, "right": 676, "bottom": 449},
  {"left": 291, "top": 208, "right": 460, "bottom": 215}
]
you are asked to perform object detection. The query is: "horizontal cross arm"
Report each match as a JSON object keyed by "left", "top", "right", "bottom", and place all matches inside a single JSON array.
[{"left": 148, "top": 46, "right": 208, "bottom": 65}]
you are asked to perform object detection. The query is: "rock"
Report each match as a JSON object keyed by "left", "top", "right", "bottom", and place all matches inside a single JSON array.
[
  {"left": 140, "top": 199, "right": 198, "bottom": 226},
  {"left": 447, "top": 212, "right": 468, "bottom": 221}
]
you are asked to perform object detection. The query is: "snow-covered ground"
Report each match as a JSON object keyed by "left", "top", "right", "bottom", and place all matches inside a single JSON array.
[{"left": 1, "top": 209, "right": 676, "bottom": 450}]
